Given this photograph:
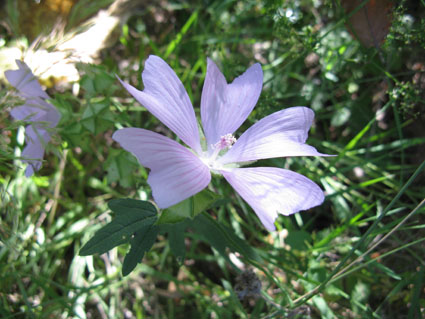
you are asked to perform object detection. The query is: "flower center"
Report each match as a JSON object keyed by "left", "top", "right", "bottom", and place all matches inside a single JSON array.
[{"left": 201, "top": 133, "right": 237, "bottom": 171}]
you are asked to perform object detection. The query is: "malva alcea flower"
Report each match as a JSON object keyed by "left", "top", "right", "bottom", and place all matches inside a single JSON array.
[
  {"left": 113, "top": 55, "right": 328, "bottom": 230},
  {"left": 5, "top": 60, "right": 61, "bottom": 177}
]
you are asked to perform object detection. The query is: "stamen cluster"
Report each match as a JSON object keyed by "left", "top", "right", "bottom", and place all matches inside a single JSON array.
[{"left": 214, "top": 133, "right": 237, "bottom": 150}]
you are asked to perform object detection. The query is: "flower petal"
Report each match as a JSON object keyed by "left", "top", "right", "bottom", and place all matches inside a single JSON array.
[
  {"left": 11, "top": 98, "right": 61, "bottom": 126},
  {"left": 219, "top": 107, "right": 329, "bottom": 164},
  {"left": 221, "top": 167, "right": 324, "bottom": 231},
  {"left": 42, "top": 100, "right": 61, "bottom": 127},
  {"left": 113, "top": 128, "right": 211, "bottom": 208},
  {"left": 11, "top": 105, "right": 47, "bottom": 122},
  {"left": 201, "top": 59, "right": 263, "bottom": 150},
  {"left": 6, "top": 62, "right": 61, "bottom": 177},
  {"left": 117, "top": 55, "right": 201, "bottom": 154},
  {"left": 4, "top": 60, "right": 49, "bottom": 99},
  {"left": 22, "top": 125, "right": 51, "bottom": 177}
]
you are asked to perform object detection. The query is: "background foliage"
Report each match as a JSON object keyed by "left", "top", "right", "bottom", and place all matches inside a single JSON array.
[{"left": 1, "top": 0, "right": 424, "bottom": 318}]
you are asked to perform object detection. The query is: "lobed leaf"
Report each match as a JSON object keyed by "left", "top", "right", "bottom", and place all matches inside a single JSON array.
[
  {"left": 122, "top": 224, "right": 159, "bottom": 276},
  {"left": 79, "top": 199, "right": 157, "bottom": 256},
  {"left": 193, "top": 213, "right": 261, "bottom": 263}
]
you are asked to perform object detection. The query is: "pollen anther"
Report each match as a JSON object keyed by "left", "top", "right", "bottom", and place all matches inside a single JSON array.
[{"left": 214, "top": 133, "right": 237, "bottom": 150}]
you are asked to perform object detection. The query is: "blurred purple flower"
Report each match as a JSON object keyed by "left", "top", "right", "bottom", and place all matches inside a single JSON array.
[
  {"left": 113, "top": 56, "right": 329, "bottom": 230},
  {"left": 5, "top": 60, "right": 61, "bottom": 177}
]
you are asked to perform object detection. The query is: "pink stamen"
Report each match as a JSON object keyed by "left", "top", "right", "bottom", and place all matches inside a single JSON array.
[
  {"left": 214, "top": 133, "right": 237, "bottom": 150},
  {"left": 206, "top": 134, "right": 237, "bottom": 165}
]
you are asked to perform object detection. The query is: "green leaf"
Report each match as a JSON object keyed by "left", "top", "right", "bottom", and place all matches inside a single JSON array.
[
  {"left": 313, "top": 295, "right": 336, "bottom": 319},
  {"left": 93, "top": 71, "right": 115, "bottom": 93},
  {"left": 372, "top": 260, "right": 401, "bottom": 280},
  {"left": 61, "top": 122, "right": 85, "bottom": 147},
  {"left": 80, "top": 75, "right": 96, "bottom": 96},
  {"left": 79, "top": 199, "right": 157, "bottom": 256},
  {"left": 351, "top": 281, "right": 370, "bottom": 314},
  {"left": 157, "top": 196, "right": 193, "bottom": 224},
  {"left": 122, "top": 224, "right": 159, "bottom": 276},
  {"left": 193, "top": 213, "right": 261, "bottom": 263},
  {"left": 157, "top": 189, "right": 221, "bottom": 225},
  {"left": 192, "top": 188, "right": 221, "bottom": 217},
  {"left": 79, "top": 64, "right": 117, "bottom": 96},
  {"left": 286, "top": 230, "right": 312, "bottom": 250},
  {"left": 167, "top": 222, "right": 188, "bottom": 261},
  {"left": 81, "top": 100, "right": 114, "bottom": 134},
  {"left": 104, "top": 149, "right": 140, "bottom": 187},
  {"left": 108, "top": 198, "right": 157, "bottom": 216}
]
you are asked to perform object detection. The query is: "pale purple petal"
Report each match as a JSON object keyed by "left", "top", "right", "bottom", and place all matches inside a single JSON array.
[
  {"left": 22, "top": 126, "right": 51, "bottom": 177},
  {"left": 14, "top": 102, "right": 60, "bottom": 177},
  {"left": 117, "top": 55, "right": 201, "bottom": 154},
  {"left": 41, "top": 100, "right": 61, "bottom": 127},
  {"left": 219, "top": 107, "right": 329, "bottom": 164},
  {"left": 112, "top": 128, "right": 211, "bottom": 208},
  {"left": 221, "top": 167, "right": 324, "bottom": 231},
  {"left": 10, "top": 105, "right": 47, "bottom": 122},
  {"left": 201, "top": 59, "right": 263, "bottom": 150},
  {"left": 6, "top": 62, "right": 61, "bottom": 177},
  {"left": 11, "top": 98, "right": 60, "bottom": 126},
  {"left": 4, "top": 60, "right": 49, "bottom": 99}
]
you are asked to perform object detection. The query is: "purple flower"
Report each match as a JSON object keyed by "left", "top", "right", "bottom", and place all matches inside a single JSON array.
[
  {"left": 5, "top": 60, "right": 61, "bottom": 177},
  {"left": 113, "top": 56, "right": 329, "bottom": 230}
]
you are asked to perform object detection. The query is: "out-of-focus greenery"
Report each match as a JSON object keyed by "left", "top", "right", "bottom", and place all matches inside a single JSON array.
[{"left": 1, "top": 0, "right": 424, "bottom": 318}]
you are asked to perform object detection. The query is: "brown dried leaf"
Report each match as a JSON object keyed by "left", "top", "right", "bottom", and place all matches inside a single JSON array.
[{"left": 341, "top": 0, "right": 393, "bottom": 48}]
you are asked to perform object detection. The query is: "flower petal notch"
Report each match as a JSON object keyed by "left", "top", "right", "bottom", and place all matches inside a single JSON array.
[
  {"left": 5, "top": 60, "right": 61, "bottom": 177},
  {"left": 114, "top": 55, "right": 330, "bottom": 231},
  {"left": 117, "top": 56, "right": 202, "bottom": 154},
  {"left": 201, "top": 58, "right": 263, "bottom": 151}
]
